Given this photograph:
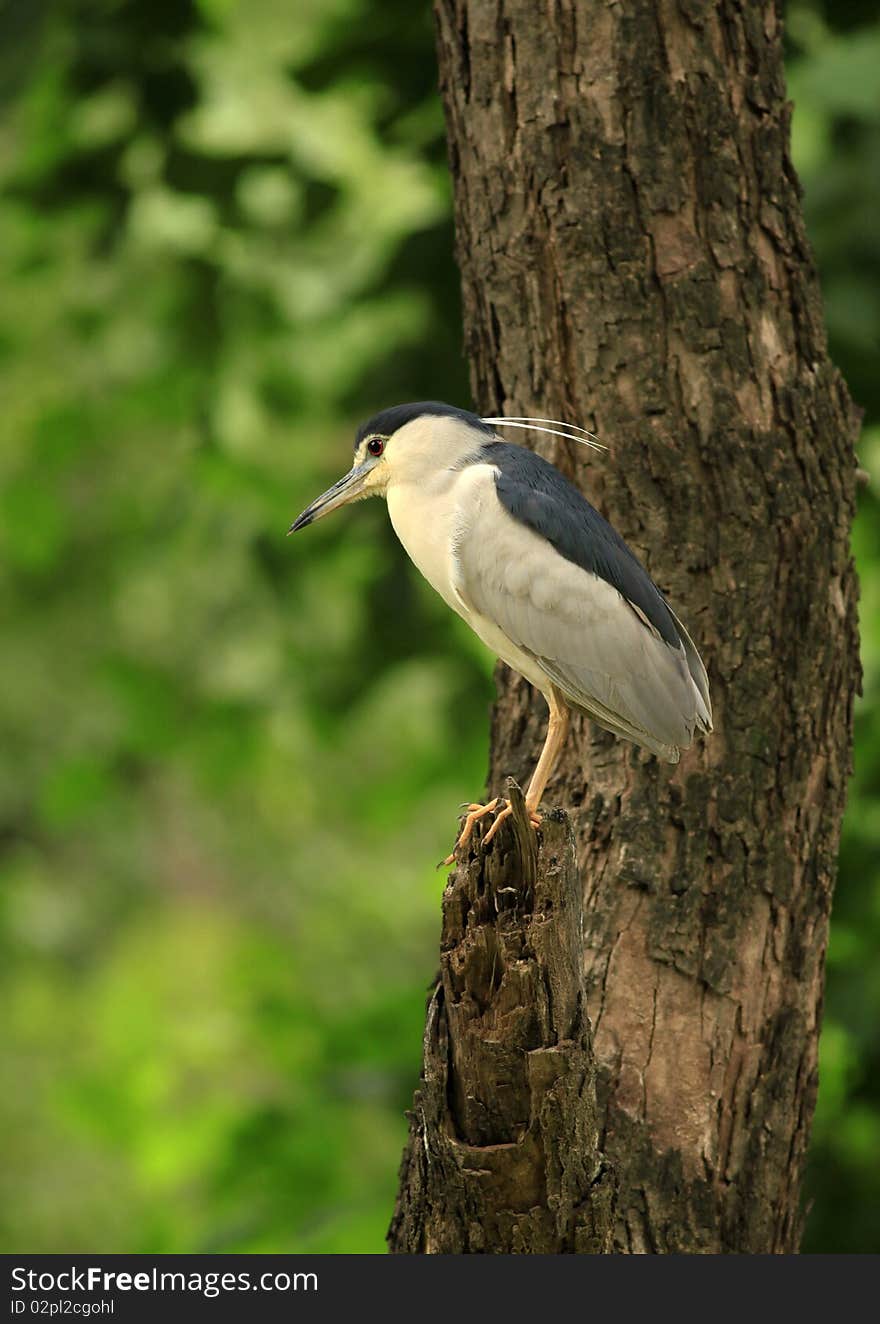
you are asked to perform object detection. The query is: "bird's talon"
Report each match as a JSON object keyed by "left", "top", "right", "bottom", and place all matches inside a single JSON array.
[
  {"left": 481, "top": 802, "right": 513, "bottom": 846},
  {"left": 445, "top": 796, "right": 501, "bottom": 861},
  {"left": 480, "top": 802, "right": 543, "bottom": 848}
]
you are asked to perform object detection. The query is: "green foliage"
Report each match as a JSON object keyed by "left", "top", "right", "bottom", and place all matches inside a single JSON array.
[
  {"left": 0, "top": 0, "right": 876, "bottom": 1253},
  {"left": 0, "top": 0, "right": 487, "bottom": 1253}
]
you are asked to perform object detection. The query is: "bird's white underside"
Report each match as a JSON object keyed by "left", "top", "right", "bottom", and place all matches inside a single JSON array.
[{"left": 386, "top": 456, "right": 710, "bottom": 763}]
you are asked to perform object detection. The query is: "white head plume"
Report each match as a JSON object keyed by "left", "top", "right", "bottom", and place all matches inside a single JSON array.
[{"left": 482, "top": 416, "right": 606, "bottom": 453}]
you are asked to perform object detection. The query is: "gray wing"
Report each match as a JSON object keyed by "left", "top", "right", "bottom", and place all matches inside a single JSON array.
[{"left": 451, "top": 466, "right": 712, "bottom": 762}]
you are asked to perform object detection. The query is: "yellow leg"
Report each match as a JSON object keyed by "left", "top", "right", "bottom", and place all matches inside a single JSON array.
[
  {"left": 442, "top": 798, "right": 500, "bottom": 866},
  {"left": 525, "top": 686, "right": 570, "bottom": 815},
  {"left": 481, "top": 688, "right": 570, "bottom": 847}
]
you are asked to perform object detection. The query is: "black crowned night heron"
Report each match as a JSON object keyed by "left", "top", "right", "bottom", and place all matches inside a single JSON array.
[{"left": 291, "top": 402, "right": 712, "bottom": 857}]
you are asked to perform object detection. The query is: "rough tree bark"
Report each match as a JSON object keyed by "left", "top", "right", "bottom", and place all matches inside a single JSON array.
[
  {"left": 391, "top": 0, "right": 860, "bottom": 1253},
  {"left": 389, "top": 783, "right": 615, "bottom": 1252}
]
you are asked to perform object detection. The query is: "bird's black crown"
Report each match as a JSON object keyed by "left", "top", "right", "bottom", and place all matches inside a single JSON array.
[{"left": 354, "top": 401, "right": 494, "bottom": 449}]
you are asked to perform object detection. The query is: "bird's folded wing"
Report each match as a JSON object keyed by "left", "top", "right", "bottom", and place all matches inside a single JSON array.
[{"left": 450, "top": 466, "right": 710, "bottom": 755}]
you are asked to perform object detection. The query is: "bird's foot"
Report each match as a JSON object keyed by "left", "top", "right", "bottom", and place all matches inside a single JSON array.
[
  {"left": 441, "top": 796, "right": 541, "bottom": 866},
  {"left": 441, "top": 798, "right": 500, "bottom": 866},
  {"left": 481, "top": 800, "right": 542, "bottom": 847}
]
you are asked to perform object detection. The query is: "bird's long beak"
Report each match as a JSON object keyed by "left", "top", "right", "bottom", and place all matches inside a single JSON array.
[{"left": 288, "top": 460, "right": 373, "bottom": 533}]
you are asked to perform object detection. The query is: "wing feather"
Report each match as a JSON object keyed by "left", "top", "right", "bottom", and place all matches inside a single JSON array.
[{"left": 451, "top": 465, "right": 711, "bottom": 760}]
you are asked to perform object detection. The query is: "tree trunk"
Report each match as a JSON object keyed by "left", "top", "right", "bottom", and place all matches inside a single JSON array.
[
  {"left": 393, "top": 0, "right": 860, "bottom": 1253},
  {"left": 389, "top": 782, "right": 615, "bottom": 1252}
]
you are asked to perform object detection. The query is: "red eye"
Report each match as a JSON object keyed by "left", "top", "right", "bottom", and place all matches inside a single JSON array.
[{"left": 367, "top": 437, "right": 384, "bottom": 457}]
